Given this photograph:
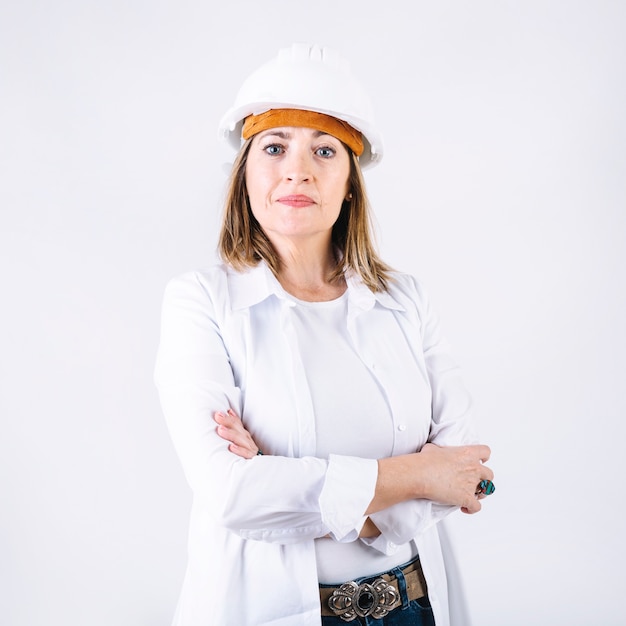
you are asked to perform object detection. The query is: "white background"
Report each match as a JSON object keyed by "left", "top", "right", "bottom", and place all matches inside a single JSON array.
[{"left": 1, "top": 1, "right": 625, "bottom": 624}]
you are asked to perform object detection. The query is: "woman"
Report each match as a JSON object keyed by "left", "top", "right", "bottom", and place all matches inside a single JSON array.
[{"left": 155, "top": 43, "right": 494, "bottom": 626}]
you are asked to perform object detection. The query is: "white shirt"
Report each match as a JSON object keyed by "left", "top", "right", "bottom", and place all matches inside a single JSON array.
[{"left": 154, "top": 261, "right": 478, "bottom": 626}]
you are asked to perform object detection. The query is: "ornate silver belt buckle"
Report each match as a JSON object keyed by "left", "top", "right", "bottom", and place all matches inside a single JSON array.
[{"left": 328, "top": 577, "right": 398, "bottom": 622}]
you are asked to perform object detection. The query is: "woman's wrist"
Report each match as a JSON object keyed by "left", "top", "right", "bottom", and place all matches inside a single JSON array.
[{"left": 366, "top": 455, "right": 427, "bottom": 515}]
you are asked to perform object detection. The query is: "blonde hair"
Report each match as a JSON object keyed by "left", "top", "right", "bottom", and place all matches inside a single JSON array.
[{"left": 218, "top": 139, "right": 393, "bottom": 292}]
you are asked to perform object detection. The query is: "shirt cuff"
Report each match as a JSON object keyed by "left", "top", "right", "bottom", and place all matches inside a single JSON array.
[
  {"left": 360, "top": 533, "right": 401, "bottom": 555},
  {"left": 319, "top": 455, "right": 378, "bottom": 542},
  {"left": 368, "top": 500, "right": 457, "bottom": 548}
]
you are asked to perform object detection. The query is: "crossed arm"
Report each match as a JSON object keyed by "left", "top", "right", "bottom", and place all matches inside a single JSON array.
[{"left": 214, "top": 408, "right": 494, "bottom": 519}]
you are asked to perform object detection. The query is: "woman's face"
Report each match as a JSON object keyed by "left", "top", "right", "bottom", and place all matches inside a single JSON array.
[{"left": 245, "top": 126, "right": 351, "bottom": 249}]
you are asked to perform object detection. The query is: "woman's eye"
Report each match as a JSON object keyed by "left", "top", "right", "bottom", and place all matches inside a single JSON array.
[
  {"left": 316, "top": 146, "right": 335, "bottom": 158},
  {"left": 264, "top": 144, "right": 283, "bottom": 155}
]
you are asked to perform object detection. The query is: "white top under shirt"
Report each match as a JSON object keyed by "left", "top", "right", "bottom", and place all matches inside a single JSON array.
[{"left": 290, "top": 292, "right": 417, "bottom": 583}]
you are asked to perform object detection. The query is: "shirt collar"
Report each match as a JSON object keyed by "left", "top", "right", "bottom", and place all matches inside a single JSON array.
[
  {"left": 227, "top": 261, "right": 405, "bottom": 313},
  {"left": 228, "top": 263, "right": 278, "bottom": 310}
]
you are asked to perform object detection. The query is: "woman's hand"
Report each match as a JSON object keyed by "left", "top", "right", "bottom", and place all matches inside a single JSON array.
[
  {"left": 368, "top": 442, "right": 494, "bottom": 516},
  {"left": 214, "top": 409, "right": 261, "bottom": 459},
  {"left": 420, "top": 443, "right": 494, "bottom": 514}
]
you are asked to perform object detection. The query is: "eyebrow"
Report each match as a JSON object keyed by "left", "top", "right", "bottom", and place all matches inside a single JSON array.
[{"left": 257, "top": 129, "right": 332, "bottom": 141}]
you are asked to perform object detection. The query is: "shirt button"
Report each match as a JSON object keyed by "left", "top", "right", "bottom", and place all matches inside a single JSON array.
[{"left": 397, "top": 424, "right": 406, "bottom": 432}]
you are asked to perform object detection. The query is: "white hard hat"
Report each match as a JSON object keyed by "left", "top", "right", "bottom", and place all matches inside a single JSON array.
[{"left": 218, "top": 43, "right": 384, "bottom": 169}]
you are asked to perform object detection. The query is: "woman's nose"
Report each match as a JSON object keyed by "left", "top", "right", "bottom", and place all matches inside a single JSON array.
[{"left": 283, "top": 149, "right": 312, "bottom": 183}]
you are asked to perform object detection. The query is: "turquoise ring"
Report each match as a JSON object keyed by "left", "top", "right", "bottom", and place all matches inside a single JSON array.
[{"left": 476, "top": 479, "right": 495, "bottom": 496}]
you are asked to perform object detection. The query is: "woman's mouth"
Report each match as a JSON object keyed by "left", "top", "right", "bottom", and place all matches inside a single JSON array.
[{"left": 277, "top": 195, "right": 315, "bottom": 208}]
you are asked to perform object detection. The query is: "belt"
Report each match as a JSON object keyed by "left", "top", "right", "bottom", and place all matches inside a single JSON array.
[{"left": 319, "top": 558, "right": 427, "bottom": 621}]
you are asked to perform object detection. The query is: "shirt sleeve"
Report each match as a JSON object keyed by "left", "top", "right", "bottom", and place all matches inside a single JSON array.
[
  {"left": 154, "top": 272, "right": 378, "bottom": 544},
  {"left": 363, "top": 278, "right": 480, "bottom": 552}
]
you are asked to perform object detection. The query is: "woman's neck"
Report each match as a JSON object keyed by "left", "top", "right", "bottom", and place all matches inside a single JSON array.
[{"left": 276, "top": 243, "right": 346, "bottom": 302}]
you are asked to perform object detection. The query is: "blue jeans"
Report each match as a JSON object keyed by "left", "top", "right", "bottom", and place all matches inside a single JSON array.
[{"left": 320, "top": 561, "right": 436, "bottom": 626}]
